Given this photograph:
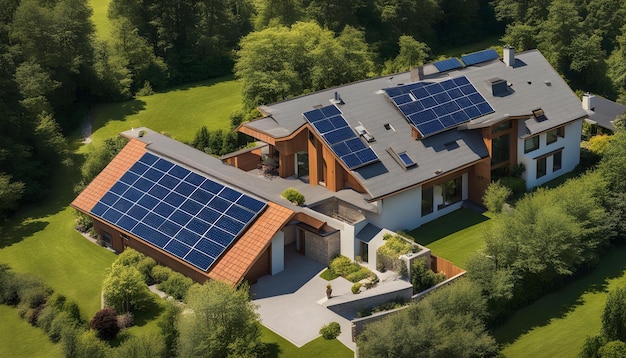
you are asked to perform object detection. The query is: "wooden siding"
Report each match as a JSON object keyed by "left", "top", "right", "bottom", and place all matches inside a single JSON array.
[
  {"left": 244, "top": 247, "right": 271, "bottom": 284},
  {"left": 430, "top": 254, "right": 465, "bottom": 278},
  {"left": 468, "top": 157, "right": 491, "bottom": 204},
  {"left": 223, "top": 149, "right": 262, "bottom": 172}
]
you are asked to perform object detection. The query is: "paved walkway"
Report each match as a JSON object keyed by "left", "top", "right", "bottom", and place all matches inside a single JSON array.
[{"left": 250, "top": 249, "right": 357, "bottom": 351}]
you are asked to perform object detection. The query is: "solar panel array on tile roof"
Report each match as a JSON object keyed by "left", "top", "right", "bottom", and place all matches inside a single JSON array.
[
  {"left": 461, "top": 49, "right": 499, "bottom": 66},
  {"left": 384, "top": 76, "right": 495, "bottom": 137},
  {"left": 303, "top": 105, "right": 380, "bottom": 170},
  {"left": 433, "top": 58, "right": 463, "bottom": 72},
  {"left": 90, "top": 153, "right": 267, "bottom": 271}
]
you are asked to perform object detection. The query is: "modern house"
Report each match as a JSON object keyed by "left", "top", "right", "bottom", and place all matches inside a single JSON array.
[
  {"left": 582, "top": 93, "right": 626, "bottom": 133},
  {"left": 72, "top": 48, "right": 587, "bottom": 286}
]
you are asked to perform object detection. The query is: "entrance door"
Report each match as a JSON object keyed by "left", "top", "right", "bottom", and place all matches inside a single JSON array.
[
  {"left": 296, "top": 152, "right": 309, "bottom": 182},
  {"left": 297, "top": 228, "right": 306, "bottom": 256},
  {"left": 360, "top": 241, "right": 369, "bottom": 263}
]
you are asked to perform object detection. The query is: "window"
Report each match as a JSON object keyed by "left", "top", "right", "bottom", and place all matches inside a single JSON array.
[
  {"left": 546, "top": 129, "right": 558, "bottom": 144},
  {"left": 422, "top": 186, "right": 433, "bottom": 216},
  {"left": 491, "top": 134, "right": 510, "bottom": 165},
  {"left": 102, "top": 231, "right": 112, "bottom": 248},
  {"left": 553, "top": 151, "right": 562, "bottom": 172},
  {"left": 537, "top": 157, "right": 547, "bottom": 178},
  {"left": 442, "top": 177, "right": 462, "bottom": 206},
  {"left": 557, "top": 126, "right": 565, "bottom": 138},
  {"left": 524, "top": 136, "right": 539, "bottom": 153},
  {"left": 492, "top": 121, "right": 512, "bottom": 134}
]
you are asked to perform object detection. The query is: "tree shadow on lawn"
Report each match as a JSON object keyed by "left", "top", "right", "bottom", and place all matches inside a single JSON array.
[
  {"left": 0, "top": 220, "right": 49, "bottom": 249},
  {"left": 264, "top": 342, "right": 282, "bottom": 358},
  {"left": 407, "top": 208, "right": 490, "bottom": 246},
  {"left": 155, "top": 74, "right": 237, "bottom": 94},
  {"left": 493, "top": 245, "right": 626, "bottom": 344},
  {"left": 91, "top": 99, "right": 147, "bottom": 133}
]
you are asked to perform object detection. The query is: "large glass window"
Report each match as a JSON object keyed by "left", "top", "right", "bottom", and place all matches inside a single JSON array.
[
  {"left": 491, "top": 134, "right": 510, "bottom": 165},
  {"left": 492, "top": 121, "right": 512, "bottom": 134},
  {"left": 524, "top": 136, "right": 539, "bottom": 153},
  {"left": 546, "top": 129, "right": 558, "bottom": 144},
  {"left": 422, "top": 186, "right": 433, "bottom": 216},
  {"left": 553, "top": 151, "right": 562, "bottom": 172},
  {"left": 537, "top": 157, "right": 547, "bottom": 178},
  {"left": 443, "top": 177, "right": 462, "bottom": 205}
]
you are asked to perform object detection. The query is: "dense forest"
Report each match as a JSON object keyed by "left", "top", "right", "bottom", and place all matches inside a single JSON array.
[{"left": 1, "top": 0, "right": 626, "bottom": 219}]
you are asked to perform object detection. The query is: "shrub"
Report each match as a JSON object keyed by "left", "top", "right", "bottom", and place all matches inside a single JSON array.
[
  {"left": 399, "top": 261, "right": 408, "bottom": 279},
  {"left": 117, "top": 312, "right": 134, "bottom": 329},
  {"left": 499, "top": 176, "right": 526, "bottom": 197},
  {"left": 0, "top": 266, "right": 20, "bottom": 305},
  {"left": 319, "top": 268, "right": 339, "bottom": 281},
  {"left": 90, "top": 308, "right": 120, "bottom": 341},
  {"left": 483, "top": 181, "right": 512, "bottom": 213},
  {"left": 351, "top": 283, "right": 361, "bottom": 294},
  {"left": 377, "top": 234, "right": 414, "bottom": 272},
  {"left": 115, "top": 248, "right": 145, "bottom": 267},
  {"left": 346, "top": 267, "right": 374, "bottom": 283},
  {"left": 411, "top": 258, "right": 445, "bottom": 294},
  {"left": 157, "top": 272, "right": 193, "bottom": 300},
  {"left": 16, "top": 274, "right": 51, "bottom": 308},
  {"left": 137, "top": 257, "right": 157, "bottom": 285},
  {"left": 151, "top": 265, "right": 173, "bottom": 284},
  {"left": 588, "top": 134, "right": 611, "bottom": 155},
  {"left": 136, "top": 81, "right": 154, "bottom": 96},
  {"left": 49, "top": 311, "right": 79, "bottom": 343},
  {"left": 319, "top": 322, "right": 341, "bottom": 340},
  {"left": 329, "top": 256, "right": 358, "bottom": 277},
  {"left": 281, "top": 187, "right": 305, "bottom": 205}
]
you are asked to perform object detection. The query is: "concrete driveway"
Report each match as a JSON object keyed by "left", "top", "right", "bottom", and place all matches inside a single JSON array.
[{"left": 250, "top": 247, "right": 357, "bottom": 352}]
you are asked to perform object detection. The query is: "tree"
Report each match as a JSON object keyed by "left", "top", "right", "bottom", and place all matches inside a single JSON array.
[
  {"left": 599, "top": 341, "right": 626, "bottom": 358},
  {"left": 538, "top": 0, "right": 582, "bottom": 69},
  {"left": 112, "top": 333, "right": 166, "bottom": 358},
  {"left": 90, "top": 308, "right": 120, "bottom": 341},
  {"left": 501, "top": 22, "right": 538, "bottom": 52},
  {"left": 0, "top": 174, "right": 25, "bottom": 220},
  {"left": 385, "top": 35, "right": 430, "bottom": 74},
  {"left": 602, "top": 287, "right": 626, "bottom": 342},
  {"left": 102, "top": 264, "right": 152, "bottom": 313},
  {"left": 177, "top": 280, "right": 266, "bottom": 357},
  {"left": 482, "top": 180, "right": 512, "bottom": 213},
  {"left": 76, "top": 136, "right": 128, "bottom": 193},
  {"left": 598, "top": 130, "right": 626, "bottom": 193},
  {"left": 159, "top": 301, "right": 181, "bottom": 357}
]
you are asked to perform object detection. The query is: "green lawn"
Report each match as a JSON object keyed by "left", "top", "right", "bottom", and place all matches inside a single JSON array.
[
  {"left": 260, "top": 325, "right": 353, "bottom": 357},
  {"left": 0, "top": 305, "right": 63, "bottom": 358},
  {"left": 495, "top": 245, "right": 626, "bottom": 357},
  {"left": 407, "top": 208, "right": 492, "bottom": 268},
  {"left": 91, "top": 76, "right": 241, "bottom": 144},
  {"left": 89, "top": 0, "right": 112, "bottom": 40}
]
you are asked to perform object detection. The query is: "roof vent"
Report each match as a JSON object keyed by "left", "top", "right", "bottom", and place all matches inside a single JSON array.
[
  {"left": 544, "top": 80, "right": 552, "bottom": 86},
  {"left": 582, "top": 93, "right": 595, "bottom": 111},
  {"left": 355, "top": 124, "right": 375, "bottom": 142},
  {"left": 489, "top": 78, "right": 508, "bottom": 96},
  {"left": 330, "top": 91, "right": 345, "bottom": 105},
  {"left": 532, "top": 108, "right": 547, "bottom": 122},
  {"left": 503, "top": 46, "right": 515, "bottom": 67}
]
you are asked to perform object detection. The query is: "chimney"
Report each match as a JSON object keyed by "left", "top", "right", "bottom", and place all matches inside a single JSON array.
[
  {"left": 503, "top": 46, "right": 515, "bottom": 67},
  {"left": 582, "top": 93, "right": 595, "bottom": 111}
]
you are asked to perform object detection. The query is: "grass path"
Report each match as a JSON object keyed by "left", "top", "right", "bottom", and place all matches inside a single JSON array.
[
  {"left": 89, "top": 0, "right": 111, "bottom": 40},
  {"left": 495, "top": 246, "right": 626, "bottom": 357}
]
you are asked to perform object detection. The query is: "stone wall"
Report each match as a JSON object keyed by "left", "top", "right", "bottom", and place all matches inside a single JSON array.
[{"left": 305, "top": 230, "right": 341, "bottom": 265}]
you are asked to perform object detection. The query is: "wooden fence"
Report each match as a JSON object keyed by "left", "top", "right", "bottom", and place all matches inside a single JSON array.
[{"left": 430, "top": 254, "right": 465, "bottom": 278}]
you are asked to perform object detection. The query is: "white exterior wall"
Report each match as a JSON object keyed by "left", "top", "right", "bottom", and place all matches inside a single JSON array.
[
  {"left": 519, "top": 119, "right": 582, "bottom": 188},
  {"left": 271, "top": 231, "right": 284, "bottom": 275}
]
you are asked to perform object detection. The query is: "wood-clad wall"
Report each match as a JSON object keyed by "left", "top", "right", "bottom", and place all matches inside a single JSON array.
[{"left": 468, "top": 157, "right": 491, "bottom": 204}]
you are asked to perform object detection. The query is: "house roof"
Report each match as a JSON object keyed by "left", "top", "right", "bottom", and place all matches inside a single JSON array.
[
  {"left": 242, "top": 49, "right": 586, "bottom": 200},
  {"left": 585, "top": 95, "right": 626, "bottom": 131},
  {"left": 71, "top": 137, "right": 294, "bottom": 286}
]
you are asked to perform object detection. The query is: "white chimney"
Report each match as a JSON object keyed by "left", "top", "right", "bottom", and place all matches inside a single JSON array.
[
  {"left": 582, "top": 93, "right": 595, "bottom": 111},
  {"left": 503, "top": 46, "right": 515, "bottom": 67}
]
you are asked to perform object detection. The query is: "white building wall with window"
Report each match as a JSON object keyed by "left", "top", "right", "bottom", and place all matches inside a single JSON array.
[{"left": 519, "top": 119, "right": 582, "bottom": 188}]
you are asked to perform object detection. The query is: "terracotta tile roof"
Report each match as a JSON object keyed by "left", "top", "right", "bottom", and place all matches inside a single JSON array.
[
  {"left": 71, "top": 139, "right": 147, "bottom": 213},
  {"left": 209, "top": 202, "right": 294, "bottom": 286}
]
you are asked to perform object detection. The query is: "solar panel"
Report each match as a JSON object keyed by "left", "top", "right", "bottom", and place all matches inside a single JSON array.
[
  {"left": 303, "top": 104, "right": 380, "bottom": 170},
  {"left": 90, "top": 152, "right": 268, "bottom": 272},
  {"left": 433, "top": 58, "right": 463, "bottom": 72},
  {"left": 384, "top": 75, "right": 494, "bottom": 137},
  {"left": 461, "top": 49, "right": 499, "bottom": 66}
]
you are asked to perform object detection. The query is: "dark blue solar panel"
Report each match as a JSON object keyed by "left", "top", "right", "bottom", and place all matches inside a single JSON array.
[
  {"left": 208, "top": 196, "right": 231, "bottom": 212},
  {"left": 393, "top": 94, "right": 413, "bottom": 105},
  {"left": 128, "top": 205, "right": 149, "bottom": 221},
  {"left": 134, "top": 177, "right": 153, "bottom": 192},
  {"left": 425, "top": 83, "right": 444, "bottom": 95},
  {"left": 196, "top": 239, "right": 225, "bottom": 258},
  {"left": 219, "top": 187, "right": 241, "bottom": 202},
  {"left": 139, "top": 153, "right": 158, "bottom": 165},
  {"left": 103, "top": 208, "right": 123, "bottom": 223},
  {"left": 461, "top": 49, "right": 499, "bottom": 66},
  {"left": 174, "top": 182, "right": 195, "bottom": 196},
  {"left": 187, "top": 218, "right": 210, "bottom": 235},
  {"left": 190, "top": 189, "right": 212, "bottom": 204},
  {"left": 118, "top": 215, "right": 138, "bottom": 231},
  {"left": 185, "top": 172, "right": 204, "bottom": 186},
  {"left": 137, "top": 194, "right": 159, "bottom": 209},
  {"left": 149, "top": 187, "right": 174, "bottom": 203},
  {"left": 464, "top": 106, "right": 481, "bottom": 119},
  {"left": 341, "top": 154, "right": 360, "bottom": 169},
  {"left": 440, "top": 79, "right": 456, "bottom": 90},
  {"left": 119, "top": 172, "right": 139, "bottom": 185},
  {"left": 113, "top": 197, "right": 133, "bottom": 213},
  {"left": 164, "top": 240, "right": 191, "bottom": 259},
  {"left": 384, "top": 86, "right": 405, "bottom": 98},
  {"left": 313, "top": 119, "right": 334, "bottom": 134},
  {"left": 206, "top": 227, "right": 235, "bottom": 247},
  {"left": 345, "top": 138, "right": 366, "bottom": 151},
  {"left": 433, "top": 92, "right": 451, "bottom": 104},
  {"left": 433, "top": 104, "right": 449, "bottom": 117},
  {"left": 91, "top": 202, "right": 108, "bottom": 216},
  {"left": 399, "top": 153, "right": 415, "bottom": 166},
  {"left": 176, "top": 229, "right": 200, "bottom": 247},
  {"left": 226, "top": 205, "right": 255, "bottom": 223},
  {"left": 477, "top": 102, "right": 494, "bottom": 114},
  {"left": 216, "top": 216, "right": 245, "bottom": 235},
  {"left": 440, "top": 115, "right": 456, "bottom": 127},
  {"left": 447, "top": 88, "right": 463, "bottom": 98},
  {"left": 329, "top": 115, "right": 348, "bottom": 129},
  {"left": 164, "top": 192, "right": 185, "bottom": 207},
  {"left": 169, "top": 166, "right": 190, "bottom": 179},
  {"left": 199, "top": 206, "right": 221, "bottom": 223},
  {"left": 144, "top": 168, "right": 163, "bottom": 182},
  {"left": 146, "top": 230, "right": 170, "bottom": 248},
  {"left": 324, "top": 127, "right": 355, "bottom": 145},
  {"left": 453, "top": 76, "right": 470, "bottom": 86},
  {"left": 143, "top": 212, "right": 164, "bottom": 227},
  {"left": 201, "top": 180, "right": 224, "bottom": 194},
  {"left": 124, "top": 187, "right": 143, "bottom": 202},
  {"left": 410, "top": 109, "right": 437, "bottom": 124},
  {"left": 459, "top": 84, "right": 475, "bottom": 95},
  {"left": 129, "top": 161, "right": 149, "bottom": 175},
  {"left": 158, "top": 174, "right": 178, "bottom": 189},
  {"left": 153, "top": 158, "right": 174, "bottom": 172},
  {"left": 303, "top": 108, "right": 325, "bottom": 123},
  {"left": 236, "top": 196, "right": 265, "bottom": 213},
  {"left": 433, "top": 58, "right": 463, "bottom": 72},
  {"left": 153, "top": 202, "right": 175, "bottom": 218},
  {"left": 331, "top": 142, "right": 351, "bottom": 157},
  {"left": 417, "top": 120, "right": 445, "bottom": 136},
  {"left": 400, "top": 101, "right": 423, "bottom": 116},
  {"left": 185, "top": 250, "right": 214, "bottom": 270},
  {"left": 419, "top": 96, "right": 437, "bottom": 108},
  {"left": 180, "top": 199, "right": 202, "bottom": 216},
  {"left": 452, "top": 111, "right": 470, "bottom": 123},
  {"left": 468, "top": 93, "right": 485, "bottom": 104},
  {"left": 170, "top": 211, "right": 191, "bottom": 226},
  {"left": 412, "top": 87, "right": 429, "bottom": 98},
  {"left": 159, "top": 220, "right": 182, "bottom": 236},
  {"left": 455, "top": 97, "right": 472, "bottom": 108},
  {"left": 321, "top": 105, "right": 341, "bottom": 117},
  {"left": 101, "top": 192, "right": 118, "bottom": 206},
  {"left": 355, "top": 148, "right": 378, "bottom": 163}
]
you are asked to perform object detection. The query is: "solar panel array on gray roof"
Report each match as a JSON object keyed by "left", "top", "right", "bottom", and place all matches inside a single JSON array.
[
  {"left": 433, "top": 58, "right": 463, "bottom": 72},
  {"left": 91, "top": 152, "right": 267, "bottom": 271},
  {"left": 303, "top": 105, "right": 380, "bottom": 170},
  {"left": 384, "top": 76, "right": 495, "bottom": 137},
  {"left": 461, "top": 49, "right": 499, "bottom": 66}
]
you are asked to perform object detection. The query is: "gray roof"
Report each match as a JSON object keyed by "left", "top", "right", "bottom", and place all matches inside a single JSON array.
[
  {"left": 242, "top": 49, "right": 585, "bottom": 200},
  {"left": 355, "top": 223, "right": 383, "bottom": 243},
  {"left": 585, "top": 95, "right": 626, "bottom": 131}
]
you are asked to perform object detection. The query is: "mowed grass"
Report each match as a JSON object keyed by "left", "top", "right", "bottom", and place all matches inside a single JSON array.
[
  {"left": 0, "top": 305, "right": 63, "bottom": 358},
  {"left": 91, "top": 76, "right": 241, "bottom": 144},
  {"left": 89, "top": 0, "right": 112, "bottom": 40},
  {"left": 407, "top": 208, "right": 492, "bottom": 268},
  {"left": 495, "top": 245, "right": 626, "bottom": 357},
  {"left": 260, "top": 325, "right": 353, "bottom": 358}
]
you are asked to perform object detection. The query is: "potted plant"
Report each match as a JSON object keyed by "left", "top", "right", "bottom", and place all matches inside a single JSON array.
[{"left": 326, "top": 284, "right": 332, "bottom": 299}]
